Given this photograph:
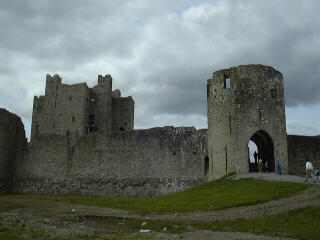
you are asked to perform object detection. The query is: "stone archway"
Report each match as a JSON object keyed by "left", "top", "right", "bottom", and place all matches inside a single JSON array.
[{"left": 248, "top": 130, "right": 275, "bottom": 172}]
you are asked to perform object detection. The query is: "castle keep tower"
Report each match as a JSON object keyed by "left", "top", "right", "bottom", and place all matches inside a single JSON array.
[
  {"left": 31, "top": 74, "right": 134, "bottom": 141},
  {"left": 207, "top": 65, "right": 288, "bottom": 179}
]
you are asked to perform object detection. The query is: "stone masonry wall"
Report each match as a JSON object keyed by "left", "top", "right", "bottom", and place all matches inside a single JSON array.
[
  {"left": 111, "top": 96, "right": 134, "bottom": 131},
  {"left": 0, "top": 108, "right": 27, "bottom": 193},
  {"left": 15, "top": 127, "right": 207, "bottom": 196},
  {"left": 287, "top": 135, "right": 320, "bottom": 175}
]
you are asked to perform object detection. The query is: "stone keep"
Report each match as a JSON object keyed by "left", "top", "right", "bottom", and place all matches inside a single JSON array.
[
  {"left": 207, "top": 64, "right": 288, "bottom": 179},
  {"left": 31, "top": 74, "right": 134, "bottom": 140}
]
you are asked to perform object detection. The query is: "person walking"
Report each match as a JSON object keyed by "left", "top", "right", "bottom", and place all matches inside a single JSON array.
[
  {"left": 277, "top": 161, "right": 282, "bottom": 175},
  {"left": 305, "top": 159, "right": 316, "bottom": 183},
  {"left": 258, "top": 159, "right": 263, "bottom": 178}
]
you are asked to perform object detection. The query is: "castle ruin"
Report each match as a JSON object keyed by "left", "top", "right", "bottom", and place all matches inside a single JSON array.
[
  {"left": 207, "top": 65, "right": 288, "bottom": 179},
  {"left": 0, "top": 64, "right": 319, "bottom": 196}
]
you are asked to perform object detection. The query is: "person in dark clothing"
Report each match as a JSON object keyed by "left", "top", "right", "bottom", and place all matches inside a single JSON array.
[
  {"left": 277, "top": 161, "right": 282, "bottom": 175},
  {"left": 254, "top": 151, "right": 258, "bottom": 164}
]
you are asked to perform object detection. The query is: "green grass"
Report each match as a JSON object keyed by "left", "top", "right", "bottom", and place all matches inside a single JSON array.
[
  {"left": 192, "top": 207, "right": 320, "bottom": 240},
  {"left": 102, "top": 207, "right": 320, "bottom": 240},
  {"left": 0, "top": 176, "right": 311, "bottom": 213}
]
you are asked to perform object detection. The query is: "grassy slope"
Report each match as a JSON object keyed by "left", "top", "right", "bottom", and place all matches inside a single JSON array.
[
  {"left": 1, "top": 207, "right": 319, "bottom": 240},
  {"left": 193, "top": 207, "right": 320, "bottom": 240},
  {"left": 1, "top": 177, "right": 310, "bottom": 213}
]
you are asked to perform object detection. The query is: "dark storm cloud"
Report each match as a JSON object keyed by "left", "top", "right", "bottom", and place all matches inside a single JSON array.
[{"left": 0, "top": 0, "right": 320, "bottom": 137}]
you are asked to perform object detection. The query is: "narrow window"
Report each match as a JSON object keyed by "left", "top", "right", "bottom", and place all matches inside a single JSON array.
[
  {"left": 271, "top": 89, "right": 276, "bottom": 98},
  {"left": 72, "top": 116, "right": 75, "bottom": 122},
  {"left": 204, "top": 156, "right": 209, "bottom": 176},
  {"left": 69, "top": 96, "right": 72, "bottom": 101},
  {"left": 229, "top": 114, "right": 232, "bottom": 134},
  {"left": 224, "top": 76, "right": 231, "bottom": 89},
  {"left": 89, "top": 115, "right": 94, "bottom": 125}
]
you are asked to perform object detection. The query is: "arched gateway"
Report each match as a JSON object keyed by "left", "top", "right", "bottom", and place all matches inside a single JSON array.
[
  {"left": 207, "top": 65, "right": 288, "bottom": 179},
  {"left": 248, "top": 130, "right": 275, "bottom": 172}
]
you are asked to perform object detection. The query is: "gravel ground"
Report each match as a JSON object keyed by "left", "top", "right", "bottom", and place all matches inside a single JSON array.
[{"left": 235, "top": 172, "right": 320, "bottom": 184}]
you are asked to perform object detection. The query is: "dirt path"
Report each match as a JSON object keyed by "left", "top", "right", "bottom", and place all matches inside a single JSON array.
[{"left": 1, "top": 186, "right": 319, "bottom": 222}]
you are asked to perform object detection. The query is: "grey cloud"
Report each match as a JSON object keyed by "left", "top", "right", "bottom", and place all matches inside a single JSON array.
[{"left": 1, "top": 0, "right": 320, "bottom": 138}]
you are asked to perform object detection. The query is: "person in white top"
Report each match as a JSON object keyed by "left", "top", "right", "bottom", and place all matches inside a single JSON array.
[{"left": 304, "top": 160, "right": 315, "bottom": 183}]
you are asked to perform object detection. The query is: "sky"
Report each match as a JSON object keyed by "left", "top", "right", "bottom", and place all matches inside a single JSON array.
[{"left": 0, "top": 0, "right": 319, "bottom": 140}]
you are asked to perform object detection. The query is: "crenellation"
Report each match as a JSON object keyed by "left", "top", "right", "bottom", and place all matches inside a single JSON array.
[{"left": 112, "top": 89, "right": 121, "bottom": 97}]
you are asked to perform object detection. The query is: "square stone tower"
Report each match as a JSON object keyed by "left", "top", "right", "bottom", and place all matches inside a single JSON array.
[
  {"left": 31, "top": 74, "right": 134, "bottom": 141},
  {"left": 207, "top": 64, "right": 288, "bottom": 179}
]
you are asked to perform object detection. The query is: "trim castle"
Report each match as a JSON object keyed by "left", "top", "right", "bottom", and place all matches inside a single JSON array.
[{"left": 0, "top": 65, "right": 319, "bottom": 196}]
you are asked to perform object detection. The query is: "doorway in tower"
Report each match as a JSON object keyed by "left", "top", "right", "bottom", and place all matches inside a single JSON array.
[{"left": 248, "top": 130, "right": 275, "bottom": 172}]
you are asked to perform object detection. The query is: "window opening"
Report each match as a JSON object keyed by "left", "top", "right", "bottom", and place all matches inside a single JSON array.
[
  {"left": 120, "top": 127, "right": 125, "bottom": 131},
  {"left": 204, "top": 156, "right": 209, "bottom": 176},
  {"left": 88, "top": 115, "right": 97, "bottom": 132},
  {"left": 224, "top": 76, "right": 231, "bottom": 89},
  {"left": 72, "top": 117, "right": 75, "bottom": 122},
  {"left": 69, "top": 96, "right": 72, "bottom": 101}
]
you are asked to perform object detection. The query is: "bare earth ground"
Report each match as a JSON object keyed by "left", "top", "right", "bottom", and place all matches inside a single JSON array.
[{"left": 1, "top": 185, "right": 320, "bottom": 240}]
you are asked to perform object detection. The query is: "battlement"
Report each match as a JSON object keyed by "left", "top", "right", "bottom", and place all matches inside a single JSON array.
[
  {"left": 209, "top": 64, "right": 283, "bottom": 92},
  {"left": 98, "top": 74, "right": 112, "bottom": 85},
  {"left": 45, "top": 74, "right": 61, "bottom": 85},
  {"left": 112, "top": 89, "right": 121, "bottom": 97}
]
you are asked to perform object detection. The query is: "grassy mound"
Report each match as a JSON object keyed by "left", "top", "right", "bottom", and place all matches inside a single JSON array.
[
  {"left": 197, "top": 207, "right": 320, "bottom": 240},
  {"left": 1, "top": 176, "right": 310, "bottom": 213}
]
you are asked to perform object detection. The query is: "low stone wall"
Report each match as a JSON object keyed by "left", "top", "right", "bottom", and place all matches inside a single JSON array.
[
  {"left": 14, "top": 177, "right": 203, "bottom": 197},
  {"left": 0, "top": 108, "right": 27, "bottom": 193},
  {"left": 15, "top": 127, "right": 207, "bottom": 196},
  {"left": 287, "top": 135, "right": 320, "bottom": 175}
]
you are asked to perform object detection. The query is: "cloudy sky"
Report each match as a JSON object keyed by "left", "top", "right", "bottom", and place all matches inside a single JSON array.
[{"left": 1, "top": 0, "right": 320, "bottom": 139}]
